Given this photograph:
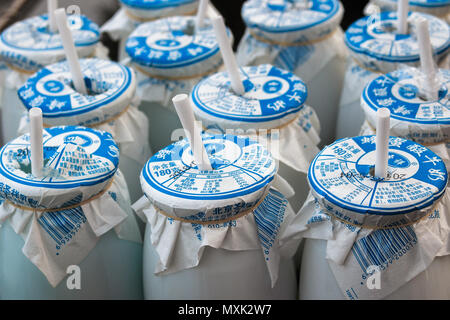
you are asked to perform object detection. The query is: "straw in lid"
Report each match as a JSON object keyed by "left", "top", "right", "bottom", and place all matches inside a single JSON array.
[
  {"left": 0, "top": 14, "right": 100, "bottom": 73},
  {"left": 241, "top": 0, "right": 344, "bottom": 44},
  {"left": 308, "top": 135, "right": 448, "bottom": 228},
  {"left": 345, "top": 11, "right": 450, "bottom": 72},
  {"left": 18, "top": 58, "right": 136, "bottom": 127},
  {"left": 140, "top": 134, "right": 277, "bottom": 222},
  {"left": 362, "top": 67, "right": 450, "bottom": 145},
  {"left": 126, "top": 16, "right": 226, "bottom": 78},
  {"left": 120, "top": 0, "right": 199, "bottom": 20},
  {"left": 0, "top": 126, "right": 119, "bottom": 209},
  {"left": 191, "top": 64, "right": 308, "bottom": 130}
]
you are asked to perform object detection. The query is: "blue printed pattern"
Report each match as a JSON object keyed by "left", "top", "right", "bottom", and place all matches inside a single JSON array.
[
  {"left": 121, "top": 0, "right": 196, "bottom": 9},
  {"left": 38, "top": 195, "right": 87, "bottom": 254},
  {"left": 345, "top": 11, "right": 450, "bottom": 63},
  {"left": 351, "top": 225, "right": 418, "bottom": 273},
  {"left": 191, "top": 64, "right": 307, "bottom": 122},
  {"left": 378, "top": 0, "right": 450, "bottom": 8},
  {"left": 253, "top": 189, "right": 287, "bottom": 261}
]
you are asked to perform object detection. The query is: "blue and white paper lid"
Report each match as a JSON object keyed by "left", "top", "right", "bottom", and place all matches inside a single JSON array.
[
  {"left": 345, "top": 11, "right": 450, "bottom": 72},
  {"left": 309, "top": 135, "right": 448, "bottom": 228},
  {"left": 362, "top": 67, "right": 450, "bottom": 144},
  {"left": 120, "top": 0, "right": 199, "bottom": 20},
  {"left": 0, "top": 14, "right": 100, "bottom": 72},
  {"left": 374, "top": 0, "right": 450, "bottom": 9},
  {"left": 126, "top": 16, "right": 224, "bottom": 77},
  {"left": 18, "top": 58, "right": 136, "bottom": 127},
  {"left": 0, "top": 126, "right": 119, "bottom": 209},
  {"left": 191, "top": 64, "right": 308, "bottom": 130},
  {"left": 242, "top": 0, "right": 343, "bottom": 43},
  {"left": 141, "top": 134, "right": 277, "bottom": 221}
]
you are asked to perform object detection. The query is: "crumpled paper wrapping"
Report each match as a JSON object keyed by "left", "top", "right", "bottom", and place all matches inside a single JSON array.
[
  {"left": 133, "top": 187, "right": 299, "bottom": 287},
  {"left": 283, "top": 190, "right": 450, "bottom": 299},
  {"left": 0, "top": 169, "right": 142, "bottom": 287},
  {"left": 237, "top": 27, "right": 348, "bottom": 84}
]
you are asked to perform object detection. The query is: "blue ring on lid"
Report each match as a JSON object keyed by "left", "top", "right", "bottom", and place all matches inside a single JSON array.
[
  {"left": 126, "top": 16, "right": 221, "bottom": 70},
  {"left": 379, "top": 0, "right": 450, "bottom": 8},
  {"left": 308, "top": 135, "right": 447, "bottom": 218},
  {"left": 18, "top": 59, "right": 135, "bottom": 125},
  {"left": 362, "top": 68, "right": 450, "bottom": 125},
  {"left": 242, "top": 0, "right": 341, "bottom": 33},
  {"left": 120, "top": 0, "right": 197, "bottom": 10},
  {"left": 191, "top": 64, "right": 307, "bottom": 123},
  {"left": 0, "top": 126, "right": 119, "bottom": 190},
  {"left": 142, "top": 134, "right": 277, "bottom": 201},
  {"left": 345, "top": 11, "right": 450, "bottom": 63}
]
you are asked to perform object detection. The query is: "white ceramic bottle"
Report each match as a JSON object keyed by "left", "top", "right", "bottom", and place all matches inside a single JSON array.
[
  {"left": 296, "top": 135, "right": 450, "bottom": 299},
  {"left": 133, "top": 133, "right": 299, "bottom": 299},
  {"left": 0, "top": 13, "right": 105, "bottom": 144},
  {"left": 236, "top": 0, "right": 347, "bottom": 146},
  {"left": 15, "top": 58, "right": 151, "bottom": 203},
  {"left": 125, "top": 15, "right": 228, "bottom": 152},
  {"left": 0, "top": 126, "right": 143, "bottom": 299},
  {"left": 335, "top": 11, "right": 450, "bottom": 140},
  {"left": 190, "top": 64, "right": 321, "bottom": 213}
]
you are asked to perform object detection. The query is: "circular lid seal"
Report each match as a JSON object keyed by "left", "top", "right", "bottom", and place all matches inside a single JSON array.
[
  {"left": 0, "top": 126, "right": 119, "bottom": 209},
  {"left": 0, "top": 14, "right": 100, "bottom": 73},
  {"left": 345, "top": 11, "right": 450, "bottom": 72},
  {"left": 18, "top": 58, "right": 136, "bottom": 127},
  {"left": 362, "top": 67, "right": 450, "bottom": 145},
  {"left": 191, "top": 64, "right": 308, "bottom": 130},
  {"left": 141, "top": 134, "right": 277, "bottom": 222},
  {"left": 308, "top": 135, "right": 448, "bottom": 228},
  {"left": 242, "top": 0, "right": 344, "bottom": 43},
  {"left": 120, "top": 0, "right": 199, "bottom": 20},
  {"left": 126, "top": 16, "right": 224, "bottom": 78}
]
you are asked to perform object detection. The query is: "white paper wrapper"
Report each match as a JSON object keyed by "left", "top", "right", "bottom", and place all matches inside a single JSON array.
[
  {"left": 365, "top": 0, "right": 450, "bottom": 22},
  {"left": 0, "top": 127, "right": 142, "bottom": 287},
  {"left": 16, "top": 58, "right": 151, "bottom": 165},
  {"left": 133, "top": 187, "right": 299, "bottom": 287},
  {"left": 286, "top": 189, "right": 450, "bottom": 299}
]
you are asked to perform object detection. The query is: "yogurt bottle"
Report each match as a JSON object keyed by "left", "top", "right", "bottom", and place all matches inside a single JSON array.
[
  {"left": 125, "top": 15, "right": 226, "bottom": 152},
  {"left": 236, "top": 0, "right": 347, "bottom": 146},
  {"left": 190, "top": 64, "right": 321, "bottom": 213},
  {"left": 335, "top": 11, "right": 450, "bottom": 140},
  {"left": 290, "top": 135, "right": 450, "bottom": 299},
  {"left": 133, "top": 133, "right": 300, "bottom": 299},
  {"left": 15, "top": 58, "right": 151, "bottom": 203},
  {"left": 0, "top": 126, "right": 143, "bottom": 299},
  {"left": 101, "top": 0, "right": 202, "bottom": 62},
  {"left": 360, "top": 67, "right": 450, "bottom": 170},
  {"left": 0, "top": 13, "right": 105, "bottom": 143},
  {"left": 365, "top": 0, "right": 450, "bottom": 22}
]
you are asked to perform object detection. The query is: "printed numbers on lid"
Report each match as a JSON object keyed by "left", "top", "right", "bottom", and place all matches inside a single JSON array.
[
  {"left": 142, "top": 134, "right": 277, "bottom": 200},
  {"left": 0, "top": 14, "right": 99, "bottom": 51},
  {"left": 363, "top": 68, "right": 450, "bottom": 125},
  {"left": 242, "top": 0, "right": 341, "bottom": 32},
  {"left": 191, "top": 64, "right": 307, "bottom": 122},
  {"left": 0, "top": 126, "right": 119, "bottom": 189},
  {"left": 309, "top": 136, "right": 447, "bottom": 216},
  {"left": 120, "top": 0, "right": 197, "bottom": 9},
  {"left": 18, "top": 59, "right": 134, "bottom": 121},
  {"left": 345, "top": 11, "right": 450, "bottom": 62},
  {"left": 126, "top": 16, "right": 220, "bottom": 69}
]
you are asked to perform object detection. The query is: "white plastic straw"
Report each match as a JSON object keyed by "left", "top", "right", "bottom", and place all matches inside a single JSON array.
[
  {"left": 212, "top": 16, "right": 245, "bottom": 95},
  {"left": 196, "top": 0, "right": 209, "bottom": 29},
  {"left": 47, "top": 0, "right": 58, "bottom": 33},
  {"left": 375, "top": 108, "right": 390, "bottom": 179},
  {"left": 30, "top": 108, "right": 44, "bottom": 177},
  {"left": 172, "top": 94, "right": 212, "bottom": 171},
  {"left": 397, "top": 0, "right": 408, "bottom": 34},
  {"left": 416, "top": 18, "right": 439, "bottom": 100},
  {"left": 54, "top": 8, "right": 87, "bottom": 95}
]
